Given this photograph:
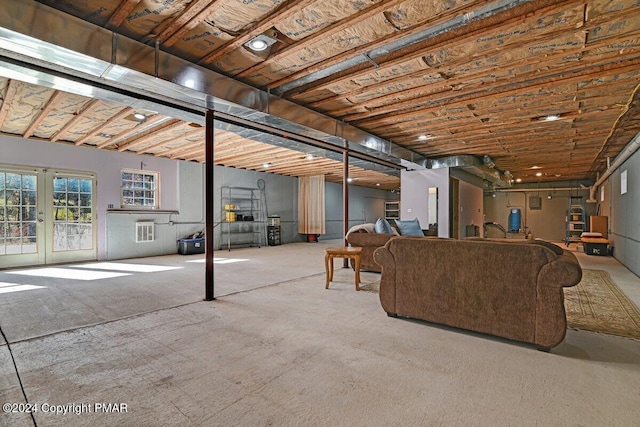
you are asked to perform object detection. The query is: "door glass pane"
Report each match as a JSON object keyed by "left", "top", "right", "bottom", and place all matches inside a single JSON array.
[
  {"left": 52, "top": 176, "right": 93, "bottom": 252},
  {"left": 0, "top": 171, "right": 38, "bottom": 255}
]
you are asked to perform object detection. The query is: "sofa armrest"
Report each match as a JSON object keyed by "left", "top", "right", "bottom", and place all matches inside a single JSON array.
[
  {"left": 534, "top": 250, "right": 583, "bottom": 347},
  {"left": 373, "top": 246, "right": 397, "bottom": 315}
]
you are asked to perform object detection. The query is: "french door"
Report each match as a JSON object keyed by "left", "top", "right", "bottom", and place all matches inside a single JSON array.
[{"left": 0, "top": 165, "right": 97, "bottom": 269}]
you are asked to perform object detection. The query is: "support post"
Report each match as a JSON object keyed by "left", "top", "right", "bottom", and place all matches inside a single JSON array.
[
  {"left": 343, "top": 145, "right": 349, "bottom": 267},
  {"left": 205, "top": 109, "right": 215, "bottom": 301}
]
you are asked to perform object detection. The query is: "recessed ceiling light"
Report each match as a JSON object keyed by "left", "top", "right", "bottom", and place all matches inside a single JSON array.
[
  {"left": 347, "top": 177, "right": 354, "bottom": 183},
  {"left": 245, "top": 34, "right": 277, "bottom": 52},
  {"left": 133, "top": 113, "right": 146, "bottom": 121},
  {"left": 516, "top": 178, "right": 522, "bottom": 183},
  {"left": 376, "top": 183, "right": 381, "bottom": 186},
  {"left": 535, "top": 172, "right": 542, "bottom": 177},
  {"left": 262, "top": 163, "right": 270, "bottom": 168},
  {"left": 544, "top": 114, "right": 560, "bottom": 121},
  {"left": 249, "top": 39, "right": 268, "bottom": 51}
]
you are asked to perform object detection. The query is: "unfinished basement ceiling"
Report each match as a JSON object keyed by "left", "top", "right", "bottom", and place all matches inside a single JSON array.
[
  {"left": 0, "top": 77, "right": 399, "bottom": 189},
  {"left": 3, "top": 0, "right": 640, "bottom": 184}
]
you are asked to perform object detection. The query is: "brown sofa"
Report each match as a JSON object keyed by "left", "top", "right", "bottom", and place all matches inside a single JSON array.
[
  {"left": 373, "top": 237, "right": 582, "bottom": 350},
  {"left": 346, "top": 229, "right": 396, "bottom": 272}
]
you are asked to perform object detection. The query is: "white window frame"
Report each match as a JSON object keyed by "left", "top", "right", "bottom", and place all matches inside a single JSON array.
[{"left": 121, "top": 169, "right": 159, "bottom": 209}]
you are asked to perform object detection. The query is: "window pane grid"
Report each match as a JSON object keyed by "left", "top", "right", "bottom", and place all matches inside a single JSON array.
[
  {"left": 121, "top": 170, "right": 158, "bottom": 208},
  {"left": 53, "top": 177, "right": 93, "bottom": 252},
  {"left": 0, "top": 172, "right": 37, "bottom": 255}
]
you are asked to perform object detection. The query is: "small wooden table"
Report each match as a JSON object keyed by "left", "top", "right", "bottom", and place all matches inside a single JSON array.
[{"left": 324, "top": 246, "right": 362, "bottom": 291}]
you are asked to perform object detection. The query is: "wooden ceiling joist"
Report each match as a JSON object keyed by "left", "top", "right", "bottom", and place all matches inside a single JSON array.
[
  {"left": 74, "top": 107, "right": 134, "bottom": 146},
  {"left": 23, "top": 91, "right": 63, "bottom": 138},
  {"left": 0, "top": 79, "right": 20, "bottom": 129},
  {"left": 51, "top": 99, "right": 101, "bottom": 143}
]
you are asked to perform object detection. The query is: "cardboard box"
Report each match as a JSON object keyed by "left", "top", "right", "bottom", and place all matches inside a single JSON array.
[{"left": 590, "top": 216, "right": 608, "bottom": 238}]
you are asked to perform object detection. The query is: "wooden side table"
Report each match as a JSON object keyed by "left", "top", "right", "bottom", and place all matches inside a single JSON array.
[{"left": 324, "top": 246, "right": 362, "bottom": 291}]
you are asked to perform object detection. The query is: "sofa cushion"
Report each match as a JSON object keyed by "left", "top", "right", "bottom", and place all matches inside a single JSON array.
[
  {"left": 395, "top": 218, "right": 423, "bottom": 236},
  {"left": 375, "top": 218, "right": 394, "bottom": 234}
]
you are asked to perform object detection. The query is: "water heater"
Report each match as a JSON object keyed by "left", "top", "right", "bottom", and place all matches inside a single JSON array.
[{"left": 508, "top": 208, "right": 521, "bottom": 232}]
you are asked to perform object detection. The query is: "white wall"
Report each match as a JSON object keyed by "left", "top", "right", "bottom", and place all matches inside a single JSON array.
[
  {"left": 603, "top": 147, "right": 640, "bottom": 276},
  {"left": 400, "top": 168, "right": 449, "bottom": 237},
  {"left": 458, "top": 179, "right": 484, "bottom": 237},
  {"left": 324, "top": 181, "right": 398, "bottom": 240},
  {"left": 1, "top": 135, "right": 178, "bottom": 260}
]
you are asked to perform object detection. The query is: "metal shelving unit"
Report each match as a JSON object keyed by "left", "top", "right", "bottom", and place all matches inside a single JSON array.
[
  {"left": 565, "top": 196, "right": 586, "bottom": 246},
  {"left": 220, "top": 186, "right": 266, "bottom": 250},
  {"left": 385, "top": 201, "right": 400, "bottom": 220}
]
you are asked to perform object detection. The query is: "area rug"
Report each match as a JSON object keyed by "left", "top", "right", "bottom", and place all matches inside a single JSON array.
[
  {"left": 359, "top": 269, "right": 640, "bottom": 340},
  {"left": 564, "top": 269, "right": 640, "bottom": 340}
]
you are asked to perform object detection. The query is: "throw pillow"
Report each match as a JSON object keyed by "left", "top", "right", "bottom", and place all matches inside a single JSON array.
[
  {"left": 374, "top": 218, "right": 394, "bottom": 234},
  {"left": 395, "top": 218, "right": 424, "bottom": 236}
]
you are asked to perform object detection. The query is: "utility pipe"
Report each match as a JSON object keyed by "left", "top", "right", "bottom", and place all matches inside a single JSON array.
[{"left": 589, "top": 131, "right": 640, "bottom": 201}]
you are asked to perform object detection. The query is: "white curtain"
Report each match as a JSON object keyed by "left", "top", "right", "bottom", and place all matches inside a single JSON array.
[{"left": 298, "top": 175, "right": 326, "bottom": 235}]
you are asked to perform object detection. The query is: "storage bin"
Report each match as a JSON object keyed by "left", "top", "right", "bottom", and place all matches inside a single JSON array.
[{"left": 178, "top": 238, "right": 205, "bottom": 255}]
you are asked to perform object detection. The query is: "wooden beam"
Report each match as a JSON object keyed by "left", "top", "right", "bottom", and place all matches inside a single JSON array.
[
  {"left": 278, "top": 0, "right": 585, "bottom": 96},
  {"left": 235, "top": 0, "right": 409, "bottom": 79},
  {"left": 51, "top": 99, "right": 101, "bottom": 142},
  {"left": 107, "top": 0, "right": 143, "bottom": 29},
  {"left": 157, "top": 0, "right": 221, "bottom": 47},
  {"left": 0, "top": 79, "right": 20, "bottom": 129},
  {"left": 117, "top": 119, "right": 184, "bottom": 152},
  {"left": 139, "top": 128, "right": 204, "bottom": 154},
  {"left": 198, "top": 0, "right": 317, "bottom": 66},
  {"left": 23, "top": 91, "right": 63, "bottom": 138},
  {"left": 75, "top": 107, "right": 133, "bottom": 146},
  {"left": 96, "top": 114, "right": 166, "bottom": 149}
]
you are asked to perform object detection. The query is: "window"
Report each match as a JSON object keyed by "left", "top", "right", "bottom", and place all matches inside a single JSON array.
[{"left": 121, "top": 170, "right": 159, "bottom": 209}]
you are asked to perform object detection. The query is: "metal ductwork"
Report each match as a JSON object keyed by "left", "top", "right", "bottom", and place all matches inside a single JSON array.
[
  {"left": 429, "top": 155, "right": 512, "bottom": 187},
  {"left": 274, "top": 0, "right": 536, "bottom": 95},
  {"left": 0, "top": 0, "right": 426, "bottom": 172}
]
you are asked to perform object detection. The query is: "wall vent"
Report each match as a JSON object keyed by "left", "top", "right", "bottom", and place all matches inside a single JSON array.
[{"left": 135, "top": 221, "right": 155, "bottom": 242}]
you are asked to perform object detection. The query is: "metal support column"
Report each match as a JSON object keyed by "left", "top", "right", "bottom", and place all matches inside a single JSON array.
[
  {"left": 343, "top": 146, "right": 349, "bottom": 267},
  {"left": 205, "top": 110, "right": 215, "bottom": 301}
]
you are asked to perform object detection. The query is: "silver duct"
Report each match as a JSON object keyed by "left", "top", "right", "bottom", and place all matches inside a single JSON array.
[
  {"left": 429, "top": 155, "right": 512, "bottom": 188},
  {"left": 0, "top": 0, "right": 424, "bottom": 171},
  {"left": 0, "top": 0, "right": 514, "bottom": 186},
  {"left": 274, "top": 0, "right": 535, "bottom": 95}
]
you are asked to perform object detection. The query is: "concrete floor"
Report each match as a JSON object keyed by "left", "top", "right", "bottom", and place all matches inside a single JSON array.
[{"left": 1, "top": 240, "right": 639, "bottom": 426}]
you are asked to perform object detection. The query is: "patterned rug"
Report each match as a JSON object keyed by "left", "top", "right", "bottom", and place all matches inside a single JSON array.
[
  {"left": 359, "top": 269, "right": 640, "bottom": 340},
  {"left": 564, "top": 269, "right": 640, "bottom": 340}
]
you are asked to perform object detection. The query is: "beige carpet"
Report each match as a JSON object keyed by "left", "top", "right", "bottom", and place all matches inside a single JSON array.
[
  {"left": 359, "top": 269, "right": 640, "bottom": 340},
  {"left": 564, "top": 269, "right": 640, "bottom": 340}
]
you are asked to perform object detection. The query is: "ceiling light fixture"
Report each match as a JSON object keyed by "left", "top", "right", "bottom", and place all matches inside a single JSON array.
[
  {"left": 306, "top": 154, "right": 314, "bottom": 160},
  {"left": 376, "top": 183, "right": 381, "bottom": 186},
  {"left": 133, "top": 113, "right": 146, "bottom": 121},
  {"left": 516, "top": 178, "right": 522, "bottom": 183},
  {"left": 262, "top": 163, "right": 270, "bottom": 168},
  {"left": 544, "top": 114, "right": 560, "bottom": 121},
  {"left": 245, "top": 34, "right": 278, "bottom": 52},
  {"left": 347, "top": 177, "right": 354, "bottom": 183},
  {"left": 418, "top": 134, "right": 431, "bottom": 141},
  {"left": 530, "top": 165, "right": 541, "bottom": 169},
  {"left": 535, "top": 172, "right": 542, "bottom": 177}
]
